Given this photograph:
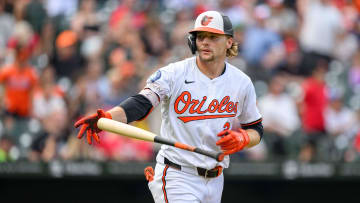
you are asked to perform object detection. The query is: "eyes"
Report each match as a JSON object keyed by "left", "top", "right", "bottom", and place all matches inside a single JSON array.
[{"left": 197, "top": 33, "right": 220, "bottom": 41}]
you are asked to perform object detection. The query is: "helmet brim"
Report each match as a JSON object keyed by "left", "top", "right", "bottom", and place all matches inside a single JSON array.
[{"left": 189, "top": 27, "right": 225, "bottom": 35}]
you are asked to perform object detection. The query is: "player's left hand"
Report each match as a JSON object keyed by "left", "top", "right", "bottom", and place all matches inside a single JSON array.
[
  {"left": 144, "top": 166, "right": 154, "bottom": 182},
  {"left": 216, "top": 129, "right": 250, "bottom": 155}
]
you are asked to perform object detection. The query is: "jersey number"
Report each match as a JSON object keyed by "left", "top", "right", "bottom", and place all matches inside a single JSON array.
[{"left": 223, "top": 122, "right": 230, "bottom": 130}]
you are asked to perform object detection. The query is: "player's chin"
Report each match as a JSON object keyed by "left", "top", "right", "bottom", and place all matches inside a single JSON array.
[{"left": 199, "top": 52, "right": 214, "bottom": 61}]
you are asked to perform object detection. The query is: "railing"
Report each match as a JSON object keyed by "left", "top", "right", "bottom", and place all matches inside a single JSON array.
[{"left": 1, "top": 160, "right": 360, "bottom": 180}]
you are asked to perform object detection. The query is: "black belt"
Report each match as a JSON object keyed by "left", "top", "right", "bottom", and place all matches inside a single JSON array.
[{"left": 164, "top": 158, "right": 222, "bottom": 178}]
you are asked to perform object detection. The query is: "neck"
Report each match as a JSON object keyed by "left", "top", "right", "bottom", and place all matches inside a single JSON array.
[{"left": 196, "top": 56, "right": 226, "bottom": 79}]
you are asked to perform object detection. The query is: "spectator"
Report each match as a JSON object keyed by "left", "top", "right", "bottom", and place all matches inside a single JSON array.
[
  {"left": 0, "top": 135, "right": 14, "bottom": 162},
  {"left": 0, "top": 0, "right": 358, "bottom": 164},
  {"left": 0, "top": 2, "right": 15, "bottom": 65},
  {"left": 32, "top": 67, "right": 66, "bottom": 121},
  {"left": 348, "top": 109, "right": 360, "bottom": 162},
  {"left": 141, "top": 17, "right": 169, "bottom": 57},
  {"left": 45, "top": 0, "right": 78, "bottom": 18},
  {"left": 13, "top": 0, "right": 29, "bottom": 21},
  {"left": 258, "top": 74, "right": 301, "bottom": 159},
  {"left": 218, "top": 0, "right": 252, "bottom": 28},
  {"left": 24, "top": 0, "right": 48, "bottom": 34},
  {"left": 0, "top": 25, "right": 38, "bottom": 143},
  {"left": 29, "top": 66, "right": 67, "bottom": 162},
  {"left": 325, "top": 92, "right": 357, "bottom": 161},
  {"left": 266, "top": 0, "right": 298, "bottom": 37},
  {"left": 168, "top": 9, "right": 193, "bottom": 61},
  {"left": 51, "top": 30, "right": 85, "bottom": 81},
  {"left": 81, "top": 59, "right": 104, "bottom": 109},
  {"left": 241, "top": 4, "right": 285, "bottom": 80},
  {"left": 299, "top": 59, "right": 329, "bottom": 162},
  {"left": 348, "top": 51, "right": 360, "bottom": 91},
  {"left": 333, "top": 31, "right": 358, "bottom": 64},
  {"left": 97, "top": 47, "right": 139, "bottom": 107},
  {"left": 298, "top": 0, "right": 344, "bottom": 75},
  {"left": 276, "top": 36, "right": 303, "bottom": 78},
  {"left": 70, "top": 0, "right": 99, "bottom": 39},
  {"left": 325, "top": 93, "right": 356, "bottom": 137}
]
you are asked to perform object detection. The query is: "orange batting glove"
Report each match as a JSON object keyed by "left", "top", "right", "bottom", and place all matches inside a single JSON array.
[
  {"left": 74, "top": 109, "right": 112, "bottom": 145},
  {"left": 144, "top": 166, "right": 154, "bottom": 182},
  {"left": 216, "top": 129, "right": 250, "bottom": 155}
]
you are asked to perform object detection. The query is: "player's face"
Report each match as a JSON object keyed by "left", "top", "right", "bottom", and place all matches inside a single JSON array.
[{"left": 196, "top": 31, "right": 231, "bottom": 62}]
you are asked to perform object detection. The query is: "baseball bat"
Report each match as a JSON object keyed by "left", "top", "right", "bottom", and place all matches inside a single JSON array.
[{"left": 97, "top": 118, "right": 224, "bottom": 162}]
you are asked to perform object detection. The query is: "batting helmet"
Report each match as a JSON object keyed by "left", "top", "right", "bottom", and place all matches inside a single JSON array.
[{"left": 187, "top": 11, "right": 233, "bottom": 54}]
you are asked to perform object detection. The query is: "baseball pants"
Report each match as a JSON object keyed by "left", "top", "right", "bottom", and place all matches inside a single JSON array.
[{"left": 148, "top": 162, "right": 224, "bottom": 203}]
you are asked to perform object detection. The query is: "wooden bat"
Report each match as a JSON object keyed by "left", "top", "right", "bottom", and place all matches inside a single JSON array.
[{"left": 97, "top": 118, "right": 224, "bottom": 162}]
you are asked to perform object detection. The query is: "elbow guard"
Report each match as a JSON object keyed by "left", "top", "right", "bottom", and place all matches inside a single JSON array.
[
  {"left": 241, "top": 118, "right": 264, "bottom": 139},
  {"left": 119, "top": 94, "right": 153, "bottom": 123}
]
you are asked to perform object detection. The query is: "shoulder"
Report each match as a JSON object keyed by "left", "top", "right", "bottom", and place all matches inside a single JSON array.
[
  {"left": 225, "top": 62, "right": 252, "bottom": 86},
  {"left": 0, "top": 65, "right": 14, "bottom": 75},
  {"left": 159, "top": 57, "right": 195, "bottom": 76}
]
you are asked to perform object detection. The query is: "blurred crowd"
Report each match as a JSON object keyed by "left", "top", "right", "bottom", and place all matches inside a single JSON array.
[{"left": 0, "top": 0, "right": 359, "bottom": 164}]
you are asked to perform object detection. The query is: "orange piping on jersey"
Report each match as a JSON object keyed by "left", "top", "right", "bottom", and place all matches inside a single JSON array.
[
  {"left": 162, "top": 165, "right": 169, "bottom": 203},
  {"left": 178, "top": 114, "right": 236, "bottom": 123},
  {"left": 241, "top": 118, "right": 263, "bottom": 127},
  {"left": 174, "top": 142, "right": 196, "bottom": 152}
]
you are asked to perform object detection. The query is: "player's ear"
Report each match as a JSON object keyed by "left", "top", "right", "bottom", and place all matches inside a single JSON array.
[{"left": 226, "top": 36, "right": 233, "bottom": 49}]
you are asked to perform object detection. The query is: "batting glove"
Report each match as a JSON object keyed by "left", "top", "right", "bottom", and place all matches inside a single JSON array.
[
  {"left": 216, "top": 129, "right": 250, "bottom": 155},
  {"left": 144, "top": 166, "right": 154, "bottom": 182},
  {"left": 74, "top": 109, "right": 112, "bottom": 145}
]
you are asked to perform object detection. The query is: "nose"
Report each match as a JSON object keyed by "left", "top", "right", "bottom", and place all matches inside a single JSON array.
[{"left": 198, "top": 36, "right": 210, "bottom": 46}]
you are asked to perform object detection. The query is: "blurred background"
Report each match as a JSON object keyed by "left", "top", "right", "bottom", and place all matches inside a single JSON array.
[{"left": 0, "top": 0, "right": 360, "bottom": 202}]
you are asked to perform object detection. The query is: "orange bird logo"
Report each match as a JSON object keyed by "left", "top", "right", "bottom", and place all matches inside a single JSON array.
[{"left": 201, "top": 15, "right": 213, "bottom": 26}]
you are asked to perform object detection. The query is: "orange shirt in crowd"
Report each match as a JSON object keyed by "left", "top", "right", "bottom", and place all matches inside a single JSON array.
[{"left": 0, "top": 64, "right": 38, "bottom": 117}]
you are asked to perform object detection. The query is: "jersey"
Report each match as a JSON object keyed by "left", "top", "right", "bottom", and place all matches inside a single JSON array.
[
  {"left": 145, "top": 56, "right": 261, "bottom": 169},
  {"left": 0, "top": 65, "right": 38, "bottom": 117}
]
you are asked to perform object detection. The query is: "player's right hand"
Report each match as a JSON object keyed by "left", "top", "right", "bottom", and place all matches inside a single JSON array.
[{"left": 74, "top": 109, "right": 112, "bottom": 145}]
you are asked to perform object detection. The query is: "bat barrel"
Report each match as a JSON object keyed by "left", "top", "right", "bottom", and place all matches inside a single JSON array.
[{"left": 97, "top": 118, "right": 156, "bottom": 142}]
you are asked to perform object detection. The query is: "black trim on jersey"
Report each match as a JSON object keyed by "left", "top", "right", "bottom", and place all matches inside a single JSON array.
[
  {"left": 220, "top": 63, "right": 226, "bottom": 76},
  {"left": 241, "top": 118, "right": 264, "bottom": 139},
  {"left": 119, "top": 94, "right": 153, "bottom": 123}
]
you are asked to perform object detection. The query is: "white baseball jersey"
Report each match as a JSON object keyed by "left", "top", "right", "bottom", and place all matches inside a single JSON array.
[{"left": 144, "top": 56, "right": 261, "bottom": 169}]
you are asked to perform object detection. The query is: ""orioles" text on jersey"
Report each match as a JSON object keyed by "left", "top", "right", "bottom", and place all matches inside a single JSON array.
[{"left": 174, "top": 91, "right": 238, "bottom": 123}]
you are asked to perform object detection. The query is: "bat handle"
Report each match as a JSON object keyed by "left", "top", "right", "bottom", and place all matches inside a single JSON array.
[{"left": 154, "top": 136, "right": 225, "bottom": 162}]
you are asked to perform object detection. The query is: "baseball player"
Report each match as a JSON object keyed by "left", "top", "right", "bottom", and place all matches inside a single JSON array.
[{"left": 75, "top": 10, "right": 263, "bottom": 203}]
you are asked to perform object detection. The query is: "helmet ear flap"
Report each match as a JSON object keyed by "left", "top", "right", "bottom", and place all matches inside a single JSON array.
[{"left": 187, "top": 33, "right": 197, "bottom": 55}]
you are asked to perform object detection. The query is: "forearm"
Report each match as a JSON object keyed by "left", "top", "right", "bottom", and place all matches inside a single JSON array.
[
  {"left": 245, "top": 129, "right": 261, "bottom": 148},
  {"left": 107, "top": 106, "right": 128, "bottom": 123}
]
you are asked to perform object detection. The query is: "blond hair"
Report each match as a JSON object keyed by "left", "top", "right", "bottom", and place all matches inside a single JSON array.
[{"left": 226, "top": 42, "right": 238, "bottom": 58}]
